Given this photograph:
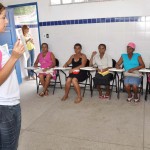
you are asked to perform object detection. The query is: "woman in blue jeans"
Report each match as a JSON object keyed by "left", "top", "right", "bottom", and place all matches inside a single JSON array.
[
  {"left": 0, "top": 3, "right": 24, "bottom": 150},
  {"left": 22, "top": 25, "right": 35, "bottom": 80}
]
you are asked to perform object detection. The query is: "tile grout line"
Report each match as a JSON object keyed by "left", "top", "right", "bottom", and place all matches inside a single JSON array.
[{"left": 23, "top": 129, "right": 143, "bottom": 149}]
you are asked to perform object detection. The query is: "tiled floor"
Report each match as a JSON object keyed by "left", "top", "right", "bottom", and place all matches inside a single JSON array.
[{"left": 18, "top": 80, "right": 150, "bottom": 150}]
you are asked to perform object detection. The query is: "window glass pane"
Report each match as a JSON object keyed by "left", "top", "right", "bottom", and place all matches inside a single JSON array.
[
  {"left": 62, "top": 0, "right": 72, "bottom": 4},
  {"left": 14, "top": 6, "right": 37, "bottom": 25},
  {"left": 51, "top": 0, "right": 61, "bottom": 5}
]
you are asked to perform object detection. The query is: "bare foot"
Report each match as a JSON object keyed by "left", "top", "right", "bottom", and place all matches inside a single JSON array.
[
  {"left": 74, "top": 97, "right": 82, "bottom": 104},
  {"left": 45, "top": 90, "right": 49, "bottom": 96},
  {"left": 61, "top": 95, "right": 68, "bottom": 101}
]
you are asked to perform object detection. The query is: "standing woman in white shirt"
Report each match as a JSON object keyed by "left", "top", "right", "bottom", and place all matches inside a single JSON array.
[{"left": 0, "top": 3, "right": 24, "bottom": 150}]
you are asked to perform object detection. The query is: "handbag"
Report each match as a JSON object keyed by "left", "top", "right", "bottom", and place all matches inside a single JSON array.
[{"left": 124, "top": 70, "right": 142, "bottom": 78}]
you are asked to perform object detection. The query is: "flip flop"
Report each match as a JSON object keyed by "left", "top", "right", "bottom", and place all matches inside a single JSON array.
[
  {"left": 61, "top": 96, "right": 68, "bottom": 101},
  {"left": 74, "top": 97, "right": 82, "bottom": 104},
  {"left": 127, "top": 95, "right": 133, "bottom": 102},
  {"left": 103, "top": 95, "right": 110, "bottom": 99},
  {"left": 134, "top": 98, "right": 140, "bottom": 103},
  {"left": 99, "top": 95, "right": 104, "bottom": 99},
  {"left": 39, "top": 91, "right": 45, "bottom": 97}
]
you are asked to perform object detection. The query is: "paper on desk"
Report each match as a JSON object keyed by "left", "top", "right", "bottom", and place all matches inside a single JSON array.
[{"left": 34, "top": 68, "right": 54, "bottom": 74}]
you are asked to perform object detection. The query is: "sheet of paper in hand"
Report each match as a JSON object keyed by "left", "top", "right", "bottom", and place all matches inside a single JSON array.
[
  {"left": 16, "top": 28, "right": 29, "bottom": 60},
  {"left": 2, "top": 44, "right": 9, "bottom": 54},
  {"left": 0, "top": 44, "right": 10, "bottom": 66}
]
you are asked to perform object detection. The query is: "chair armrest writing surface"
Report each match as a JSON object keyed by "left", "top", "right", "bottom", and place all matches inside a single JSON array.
[
  {"left": 80, "top": 67, "right": 96, "bottom": 71},
  {"left": 108, "top": 68, "right": 125, "bottom": 72},
  {"left": 24, "top": 67, "right": 40, "bottom": 70},
  {"left": 139, "top": 69, "right": 150, "bottom": 73},
  {"left": 53, "top": 67, "right": 71, "bottom": 81},
  {"left": 54, "top": 67, "right": 71, "bottom": 70}
]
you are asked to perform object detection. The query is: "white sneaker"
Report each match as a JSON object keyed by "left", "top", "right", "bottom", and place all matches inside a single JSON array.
[
  {"left": 127, "top": 95, "right": 133, "bottom": 102},
  {"left": 134, "top": 98, "right": 140, "bottom": 103}
]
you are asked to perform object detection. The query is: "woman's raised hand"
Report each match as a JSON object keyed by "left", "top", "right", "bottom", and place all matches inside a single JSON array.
[{"left": 91, "top": 51, "right": 97, "bottom": 58}]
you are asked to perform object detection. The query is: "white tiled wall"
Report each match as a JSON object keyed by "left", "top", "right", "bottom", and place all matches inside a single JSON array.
[
  {"left": 3, "top": 0, "right": 150, "bottom": 86},
  {"left": 40, "top": 22, "right": 150, "bottom": 67}
]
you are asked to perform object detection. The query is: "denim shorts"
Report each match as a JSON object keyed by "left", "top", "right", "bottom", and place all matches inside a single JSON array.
[
  {"left": 0, "top": 104, "right": 21, "bottom": 150},
  {"left": 124, "top": 76, "right": 142, "bottom": 86}
]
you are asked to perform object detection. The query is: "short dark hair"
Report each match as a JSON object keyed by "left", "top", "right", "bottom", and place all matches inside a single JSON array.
[
  {"left": 0, "top": 3, "right": 5, "bottom": 14},
  {"left": 98, "top": 44, "right": 106, "bottom": 49},
  {"left": 74, "top": 43, "right": 82, "bottom": 49},
  {"left": 42, "top": 43, "right": 48, "bottom": 48}
]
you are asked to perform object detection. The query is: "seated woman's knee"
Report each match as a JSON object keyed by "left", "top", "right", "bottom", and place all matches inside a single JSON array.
[
  {"left": 124, "top": 84, "right": 130, "bottom": 87},
  {"left": 46, "top": 74, "right": 52, "bottom": 78},
  {"left": 39, "top": 74, "right": 44, "bottom": 79},
  {"left": 72, "top": 78, "right": 78, "bottom": 83},
  {"left": 132, "top": 84, "right": 138, "bottom": 88},
  {"left": 66, "top": 78, "right": 72, "bottom": 83}
]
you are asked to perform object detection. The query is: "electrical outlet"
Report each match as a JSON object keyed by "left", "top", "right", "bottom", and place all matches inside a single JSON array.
[{"left": 46, "top": 34, "right": 49, "bottom": 38}]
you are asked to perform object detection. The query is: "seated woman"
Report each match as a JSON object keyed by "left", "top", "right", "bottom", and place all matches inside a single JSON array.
[
  {"left": 116, "top": 42, "right": 145, "bottom": 102},
  {"left": 90, "top": 44, "right": 113, "bottom": 99},
  {"left": 62, "top": 43, "right": 87, "bottom": 103},
  {"left": 34, "top": 43, "right": 56, "bottom": 97}
]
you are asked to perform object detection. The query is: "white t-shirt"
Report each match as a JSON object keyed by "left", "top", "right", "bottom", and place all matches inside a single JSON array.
[
  {"left": 93, "top": 53, "right": 112, "bottom": 69},
  {"left": 0, "top": 44, "right": 20, "bottom": 106}
]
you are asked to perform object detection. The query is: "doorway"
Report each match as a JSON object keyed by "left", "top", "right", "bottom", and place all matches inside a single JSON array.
[{"left": 8, "top": 2, "right": 41, "bottom": 78}]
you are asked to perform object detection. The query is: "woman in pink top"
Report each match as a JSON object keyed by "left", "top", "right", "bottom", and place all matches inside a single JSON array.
[{"left": 34, "top": 43, "right": 56, "bottom": 96}]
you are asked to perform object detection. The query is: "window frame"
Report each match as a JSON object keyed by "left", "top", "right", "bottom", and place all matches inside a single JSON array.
[{"left": 50, "top": 0, "right": 120, "bottom": 6}]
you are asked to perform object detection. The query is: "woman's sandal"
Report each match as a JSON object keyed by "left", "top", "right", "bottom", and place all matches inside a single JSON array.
[
  {"left": 134, "top": 98, "right": 140, "bottom": 103},
  {"left": 74, "top": 97, "right": 82, "bottom": 104},
  {"left": 103, "top": 95, "right": 110, "bottom": 99},
  {"left": 61, "top": 96, "right": 68, "bottom": 101},
  {"left": 99, "top": 95, "right": 104, "bottom": 99},
  {"left": 127, "top": 95, "right": 133, "bottom": 102},
  {"left": 39, "top": 91, "right": 45, "bottom": 97}
]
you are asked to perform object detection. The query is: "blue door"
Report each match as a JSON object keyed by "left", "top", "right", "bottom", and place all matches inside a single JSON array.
[{"left": 0, "top": 8, "right": 22, "bottom": 84}]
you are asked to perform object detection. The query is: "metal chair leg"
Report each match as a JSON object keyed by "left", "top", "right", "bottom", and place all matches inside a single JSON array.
[
  {"left": 53, "top": 78, "right": 57, "bottom": 95},
  {"left": 58, "top": 74, "right": 62, "bottom": 89},
  {"left": 82, "top": 79, "right": 88, "bottom": 97}
]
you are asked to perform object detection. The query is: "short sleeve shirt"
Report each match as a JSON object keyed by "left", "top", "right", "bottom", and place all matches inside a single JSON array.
[
  {"left": 93, "top": 53, "right": 112, "bottom": 69},
  {"left": 121, "top": 53, "right": 141, "bottom": 71}
]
